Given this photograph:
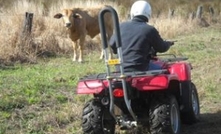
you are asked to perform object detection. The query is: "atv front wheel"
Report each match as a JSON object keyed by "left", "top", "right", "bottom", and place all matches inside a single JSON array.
[
  {"left": 82, "top": 99, "right": 116, "bottom": 134},
  {"left": 149, "top": 94, "right": 181, "bottom": 134},
  {"left": 181, "top": 83, "right": 200, "bottom": 124}
]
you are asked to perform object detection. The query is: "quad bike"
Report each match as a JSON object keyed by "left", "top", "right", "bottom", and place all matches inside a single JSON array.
[{"left": 76, "top": 6, "right": 200, "bottom": 134}]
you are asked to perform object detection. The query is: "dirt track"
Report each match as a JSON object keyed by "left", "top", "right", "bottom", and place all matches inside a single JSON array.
[
  {"left": 182, "top": 111, "right": 221, "bottom": 134},
  {"left": 114, "top": 111, "right": 221, "bottom": 134}
]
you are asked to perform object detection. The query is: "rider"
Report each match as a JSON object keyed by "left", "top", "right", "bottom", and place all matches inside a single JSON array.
[{"left": 109, "top": 0, "right": 174, "bottom": 71}]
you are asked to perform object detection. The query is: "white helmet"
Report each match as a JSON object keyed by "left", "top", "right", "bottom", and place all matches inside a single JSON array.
[{"left": 130, "top": 0, "right": 152, "bottom": 20}]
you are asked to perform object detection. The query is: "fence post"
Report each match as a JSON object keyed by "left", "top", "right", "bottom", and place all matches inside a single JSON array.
[
  {"left": 168, "top": 8, "right": 175, "bottom": 19},
  {"left": 209, "top": 6, "right": 215, "bottom": 16},
  {"left": 156, "top": 10, "right": 161, "bottom": 18},
  {"left": 209, "top": 6, "right": 216, "bottom": 23},
  {"left": 196, "top": 5, "right": 203, "bottom": 19},
  {"left": 195, "top": 5, "right": 210, "bottom": 27},
  {"left": 22, "top": 12, "right": 34, "bottom": 35},
  {"left": 189, "top": 12, "right": 195, "bottom": 20},
  {"left": 19, "top": 12, "right": 34, "bottom": 57}
]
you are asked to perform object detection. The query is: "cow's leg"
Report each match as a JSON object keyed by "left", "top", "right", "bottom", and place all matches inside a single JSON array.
[
  {"left": 72, "top": 41, "right": 78, "bottom": 62},
  {"left": 107, "top": 32, "right": 113, "bottom": 60},
  {"left": 97, "top": 34, "right": 104, "bottom": 60},
  {"left": 108, "top": 45, "right": 113, "bottom": 59},
  {"left": 78, "top": 37, "right": 85, "bottom": 62},
  {"left": 100, "top": 49, "right": 104, "bottom": 59},
  {"left": 100, "top": 46, "right": 112, "bottom": 60}
]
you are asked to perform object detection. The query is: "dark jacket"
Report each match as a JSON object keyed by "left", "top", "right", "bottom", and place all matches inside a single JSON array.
[{"left": 109, "top": 16, "right": 171, "bottom": 71}]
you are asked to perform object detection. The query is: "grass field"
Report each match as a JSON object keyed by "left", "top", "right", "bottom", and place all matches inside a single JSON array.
[
  {"left": 1, "top": 26, "right": 221, "bottom": 134},
  {"left": 0, "top": 53, "right": 104, "bottom": 133},
  {"left": 0, "top": 0, "right": 221, "bottom": 133}
]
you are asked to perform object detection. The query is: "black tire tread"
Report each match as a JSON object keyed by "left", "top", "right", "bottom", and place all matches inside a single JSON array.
[
  {"left": 82, "top": 99, "right": 115, "bottom": 134},
  {"left": 149, "top": 94, "right": 180, "bottom": 134},
  {"left": 82, "top": 99, "right": 103, "bottom": 134}
]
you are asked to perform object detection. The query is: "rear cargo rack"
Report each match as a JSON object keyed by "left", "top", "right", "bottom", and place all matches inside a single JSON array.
[{"left": 80, "top": 69, "right": 168, "bottom": 81}]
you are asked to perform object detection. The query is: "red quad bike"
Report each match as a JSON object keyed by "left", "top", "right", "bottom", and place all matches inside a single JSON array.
[{"left": 76, "top": 6, "right": 200, "bottom": 134}]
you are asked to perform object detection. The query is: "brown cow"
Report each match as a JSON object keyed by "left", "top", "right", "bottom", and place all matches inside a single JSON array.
[{"left": 54, "top": 5, "right": 113, "bottom": 62}]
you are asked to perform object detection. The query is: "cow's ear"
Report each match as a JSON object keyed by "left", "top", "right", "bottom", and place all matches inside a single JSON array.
[
  {"left": 54, "top": 13, "right": 63, "bottom": 19},
  {"left": 73, "top": 13, "right": 82, "bottom": 19}
]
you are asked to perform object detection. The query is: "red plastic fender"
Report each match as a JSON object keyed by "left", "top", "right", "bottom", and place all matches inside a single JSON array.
[
  {"left": 131, "top": 74, "right": 179, "bottom": 91},
  {"left": 168, "top": 62, "right": 192, "bottom": 81},
  {"left": 76, "top": 80, "right": 108, "bottom": 94}
]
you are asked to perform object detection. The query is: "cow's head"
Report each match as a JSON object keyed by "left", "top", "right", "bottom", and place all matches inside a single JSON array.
[{"left": 54, "top": 9, "right": 82, "bottom": 28}]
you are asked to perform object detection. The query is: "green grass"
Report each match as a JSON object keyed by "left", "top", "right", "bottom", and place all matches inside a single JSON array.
[
  {"left": 0, "top": 53, "right": 105, "bottom": 133},
  {"left": 0, "top": 26, "right": 221, "bottom": 133}
]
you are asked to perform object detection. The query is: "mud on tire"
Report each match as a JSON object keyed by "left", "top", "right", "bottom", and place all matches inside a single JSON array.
[
  {"left": 149, "top": 94, "right": 181, "bottom": 134},
  {"left": 82, "top": 99, "right": 115, "bottom": 134}
]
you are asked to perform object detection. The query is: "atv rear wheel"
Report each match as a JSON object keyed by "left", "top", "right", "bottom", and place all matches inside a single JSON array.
[
  {"left": 82, "top": 99, "right": 116, "bottom": 134},
  {"left": 149, "top": 94, "right": 181, "bottom": 134},
  {"left": 181, "top": 83, "right": 200, "bottom": 124}
]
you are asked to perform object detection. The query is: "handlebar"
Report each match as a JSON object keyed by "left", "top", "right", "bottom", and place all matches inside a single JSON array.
[{"left": 149, "top": 40, "right": 177, "bottom": 58}]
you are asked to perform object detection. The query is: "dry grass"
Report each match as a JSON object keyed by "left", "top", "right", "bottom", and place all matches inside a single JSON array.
[
  {"left": 1, "top": 0, "right": 219, "bottom": 64},
  {"left": 0, "top": 0, "right": 121, "bottom": 64},
  {"left": 150, "top": 16, "right": 195, "bottom": 39}
]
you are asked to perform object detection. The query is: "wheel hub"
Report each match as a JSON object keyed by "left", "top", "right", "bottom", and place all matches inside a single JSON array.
[
  {"left": 192, "top": 90, "right": 199, "bottom": 115},
  {"left": 171, "top": 104, "right": 179, "bottom": 133}
]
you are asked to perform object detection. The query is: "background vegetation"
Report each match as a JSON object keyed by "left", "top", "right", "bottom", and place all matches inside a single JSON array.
[
  {"left": 0, "top": 0, "right": 221, "bottom": 133},
  {"left": 0, "top": 0, "right": 220, "bottom": 64}
]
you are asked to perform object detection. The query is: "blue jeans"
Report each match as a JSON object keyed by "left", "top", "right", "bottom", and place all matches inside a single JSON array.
[{"left": 148, "top": 60, "right": 162, "bottom": 70}]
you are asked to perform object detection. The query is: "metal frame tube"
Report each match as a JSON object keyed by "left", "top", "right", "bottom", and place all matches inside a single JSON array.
[{"left": 99, "top": 6, "right": 137, "bottom": 121}]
